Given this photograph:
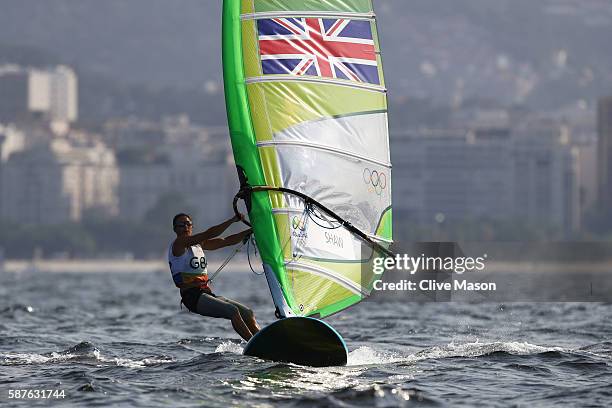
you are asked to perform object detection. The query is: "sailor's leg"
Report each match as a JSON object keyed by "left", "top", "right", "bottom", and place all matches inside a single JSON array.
[
  {"left": 217, "top": 296, "right": 260, "bottom": 335},
  {"left": 229, "top": 312, "right": 253, "bottom": 342},
  {"left": 195, "top": 293, "right": 253, "bottom": 341}
]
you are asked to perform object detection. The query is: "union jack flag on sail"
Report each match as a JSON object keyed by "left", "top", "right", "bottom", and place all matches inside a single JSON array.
[{"left": 257, "top": 17, "right": 380, "bottom": 85}]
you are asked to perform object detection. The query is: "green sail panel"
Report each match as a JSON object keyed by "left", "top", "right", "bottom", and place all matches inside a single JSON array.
[{"left": 223, "top": 0, "right": 391, "bottom": 318}]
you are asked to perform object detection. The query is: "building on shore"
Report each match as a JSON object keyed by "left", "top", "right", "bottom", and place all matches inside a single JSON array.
[
  {"left": 0, "top": 124, "right": 26, "bottom": 219},
  {"left": 115, "top": 116, "right": 235, "bottom": 224},
  {"left": 0, "top": 65, "right": 78, "bottom": 126},
  {"left": 598, "top": 97, "right": 612, "bottom": 211},
  {"left": 392, "top": 119, "right": 581, "bottom": 237},
  {"left": 0, "top": 133, "right": 118, "bottom": 224},
  {"left": 0, "top": 65, "right": 29, "bottom": 122},
  {"left": 512, "top": 120, "right": 580, "bottom": 233},
  {"left": 0, "top": 124, "right": 25, "bottom": 162},
  {"left": 392, "top": 128, "right": 514, "bottom": 225}
]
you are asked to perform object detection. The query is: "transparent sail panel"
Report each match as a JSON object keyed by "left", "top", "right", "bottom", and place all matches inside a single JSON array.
[
  {"left": 275, "top": 145, "right": 390, "bottom": 235},
  {"left": 269, "top": 112, "right": 390, "bottom": 165}
]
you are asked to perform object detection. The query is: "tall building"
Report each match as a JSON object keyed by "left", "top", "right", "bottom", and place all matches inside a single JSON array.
[
  {"left": 393, "top": 128, "right": 514, "bottom": 224},
  {"left": 512, "top": 121, "right": 580, "bottom": 233},
  {"left": 118, "top": 157, "right": 234, "bottom": 224},
  {"left": 392, "top": 120, "right": 580, "bottom": 237},
  {"left": 0, "top": 68, "right": 29, "bottom": 122},
  {"left": 1, "top": 137, "right": 118, "bottom": 224},
  {"left": 598, "top": 97, "right": 612, "bottom": 210},
  {"left": 29, "top": 66, "right": 78, "bottom": 124},
  {"left": 0, "top": 65, "right": 78, "bottom": 124},
  {"left": 116, "top": 118, "right": 235, "bottom": 225},
  {"left": 0, "top": 125, "right": 25, "bottom": 162},
  {"left": 0, "top": 125, "right": 26, "bottom": 220}
]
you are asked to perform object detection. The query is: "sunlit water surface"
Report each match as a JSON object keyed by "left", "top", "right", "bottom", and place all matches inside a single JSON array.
[{"left": 1, "top": 270, "right": 611, "bottom": 407}]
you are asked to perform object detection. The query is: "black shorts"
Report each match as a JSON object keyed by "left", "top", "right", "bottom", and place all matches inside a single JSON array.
[
  {"left": 180, "top": 288, "right": 253, "bottom": 320},
  {"left": 180, "top": 288, "right": 209, "bottom": 312}
]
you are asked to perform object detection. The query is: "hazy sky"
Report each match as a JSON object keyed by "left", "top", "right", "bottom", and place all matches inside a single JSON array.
[{"left": 1, "top": 0, "right": 611, "bottom": 107}]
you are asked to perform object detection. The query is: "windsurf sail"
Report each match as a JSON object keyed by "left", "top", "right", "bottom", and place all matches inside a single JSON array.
[{"left": 223, "top": 0, "right": 392, "bottom": 319}]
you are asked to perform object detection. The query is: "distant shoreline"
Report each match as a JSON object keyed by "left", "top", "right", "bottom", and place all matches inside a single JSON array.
[
  {"left": 1, "top": 259, "right": 611, "bottom": 274},
  {"left": 0, "top": 259, "right": 253, "bottom": 273}
]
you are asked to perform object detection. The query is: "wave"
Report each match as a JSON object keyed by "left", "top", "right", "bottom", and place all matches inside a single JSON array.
[
  {"left": 0, "top": 303, "right": 35, "bottom": 316},
  {"left": 12, "top": 339, "right": 598, "bottom": 371},
  {"left": 347, "top": 346, "right": 405, "bottom": 366},
  {"left": 578, "top": 341, "right": 612, "bottom": 357},
  {"left": 214, "top": 340, "right": 244, "bottom": 354},
  {"left": 320, "top": 384, "right": 442, "bottom": 407},
  {"left": 0, "top": 341, "right": 175, "bottom": 368},
  {"left": 347, "top": 341, "right": 567, "bottom": 367},
  {"left": 213, "top": 339, "right": 572, "bottom": 368}
]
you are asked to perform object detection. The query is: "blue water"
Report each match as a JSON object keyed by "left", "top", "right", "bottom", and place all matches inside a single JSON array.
[{"left": 1, "top": 269, "right": 611, "bottom": 407}]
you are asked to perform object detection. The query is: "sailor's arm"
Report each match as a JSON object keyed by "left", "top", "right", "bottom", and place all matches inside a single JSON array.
[
  {"left": 173, "top": 215, "right": 241, "bottom": 252},
  {"left": 200, "top": 215, "right": 241, "bottom": 240},
  {"left": 201, "top": 229, "right": 253, "bottom": 251}
]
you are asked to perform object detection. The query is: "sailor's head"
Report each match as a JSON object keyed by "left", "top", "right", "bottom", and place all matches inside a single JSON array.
[{"left": 173, "top": 213, "right": 193, "bottom": 235}]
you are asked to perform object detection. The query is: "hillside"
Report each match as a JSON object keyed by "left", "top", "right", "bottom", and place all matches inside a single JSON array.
[{"left": 1, "top": 0, "right": 611, "bottom": 122}]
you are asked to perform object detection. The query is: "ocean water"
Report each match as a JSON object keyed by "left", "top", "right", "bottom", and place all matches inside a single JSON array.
[{"left": 1, "top": 269, "right": 611, "bottom": 407}]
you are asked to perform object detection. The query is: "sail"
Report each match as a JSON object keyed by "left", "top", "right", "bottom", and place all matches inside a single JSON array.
[{"left": 223, "top": 0, "right": 392, "bottom": 318}]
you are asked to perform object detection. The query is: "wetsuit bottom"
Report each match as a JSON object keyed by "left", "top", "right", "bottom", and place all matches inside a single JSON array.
[{"left": 180, "top": 288, "right": 253, "bottom": 321}]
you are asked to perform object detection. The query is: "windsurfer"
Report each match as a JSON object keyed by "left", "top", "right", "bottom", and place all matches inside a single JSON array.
[{"left": 168, "top": 213, "right": 260, "bottom": 341}]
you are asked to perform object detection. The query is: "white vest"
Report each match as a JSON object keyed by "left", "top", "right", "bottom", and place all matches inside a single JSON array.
[{"left": 168, "top": 241, "right": 208, "bottom": 287}]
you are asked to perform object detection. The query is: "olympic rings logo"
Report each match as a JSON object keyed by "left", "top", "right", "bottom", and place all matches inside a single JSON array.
[
  {"left": 363, "top": 168, "right": 387, "bottom": 196},
  {"left": 291, "top": 216, "right": 307, "bottom": 231}
]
